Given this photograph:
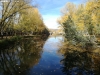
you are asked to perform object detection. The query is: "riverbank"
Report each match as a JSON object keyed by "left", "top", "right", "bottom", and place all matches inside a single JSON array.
[
  {"left": 0, "top": 35, "right": 49, "bottom": 50},
  {"left": 0, "top": 36, "right": 22, "bottom": 50}
]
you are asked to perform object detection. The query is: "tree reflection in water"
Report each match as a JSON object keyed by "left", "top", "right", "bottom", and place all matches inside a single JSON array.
[
  {"left": 60, "top": 49, "right": 100, "bottom": 75},
  {"left": 0, "top": 36, "right": 47, "bottom": 75}
]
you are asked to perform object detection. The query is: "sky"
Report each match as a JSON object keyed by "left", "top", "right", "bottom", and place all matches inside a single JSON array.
[{"left": 34, "top": 0, "right": 83, "bottom": 29}]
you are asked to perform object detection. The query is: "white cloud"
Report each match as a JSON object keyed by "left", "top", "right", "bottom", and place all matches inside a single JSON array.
[{"left": 42, "top": 14, "right": 60, "bottom": 29}]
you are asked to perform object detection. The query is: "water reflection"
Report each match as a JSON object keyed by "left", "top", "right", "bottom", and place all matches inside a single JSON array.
[
  {"left": 22, "top": 36, "right": 64, "bottom": 75},
  {"left": 1, "top": 35, "right": 100, "bottom": 75},
  {"left": 0, "top": 36, "right": 47, "bottom": 75},
  {"left": 60, "top": 49, "right": 100, "bottom": 75}
]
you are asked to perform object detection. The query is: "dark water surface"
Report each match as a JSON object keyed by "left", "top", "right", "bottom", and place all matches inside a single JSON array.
[
  {"left": 0, "top": 36, "right": 100, "bottom": 75},
  {"left": 0, "top": 36, "right": 65, "bottom": 75},
  {"left": 22, "top": 36, "right": 64, "bottom": 75}
]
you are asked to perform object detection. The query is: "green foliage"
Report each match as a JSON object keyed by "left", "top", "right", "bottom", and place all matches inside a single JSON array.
[
  {"left": 0, "top": 0, "right": 49, "bottom": 37},
  {"left": 17, "top": 7, "right": 46, "bottom": 33},
  {"left": 58, "top": 0, "right": 100, "bottom": 47},
  {"left": 63, "top": 16, "right": 77, "bottom": 41}
]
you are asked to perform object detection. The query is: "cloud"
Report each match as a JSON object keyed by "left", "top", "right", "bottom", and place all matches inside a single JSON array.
[{"left": 43, "top": 14, "right": 60, "bottom": 29}]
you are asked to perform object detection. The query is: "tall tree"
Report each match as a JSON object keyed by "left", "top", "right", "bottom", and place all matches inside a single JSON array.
[{"left": 0, "top": 0, "right": 34, "bottom": 37}]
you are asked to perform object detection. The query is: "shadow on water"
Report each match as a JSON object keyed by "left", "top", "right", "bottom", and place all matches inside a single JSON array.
[
  {"left": 59, "top": 47, "right": 100, "bottom": 75},
  {"left": 0, "top": 36, "right": 48, "bottom": 75}
]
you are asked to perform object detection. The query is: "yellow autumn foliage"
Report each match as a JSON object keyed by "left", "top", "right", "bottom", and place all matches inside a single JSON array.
[{"left": 58, "top": 0, "right": 100, "bottom": 35}]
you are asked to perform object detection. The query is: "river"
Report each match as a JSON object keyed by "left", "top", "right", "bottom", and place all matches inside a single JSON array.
[
  {"left": 0, "top": 36, "right": 65, "bottom": 75},
  {"left": 0, "top": 35, "right": 100, "bottom": 75},
  {"left": 21, "top": 36, "right": 64, "bottom": 75}
]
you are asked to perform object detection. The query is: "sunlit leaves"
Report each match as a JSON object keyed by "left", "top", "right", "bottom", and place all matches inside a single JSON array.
[
  {"left": 14, "top": 7, "right": 46, "bottom": 33},
  {"left": 58, "top": 0, "right": 100, "bottom": 47},
  {"left": 0, "top": 0, "right": 33, "bottom": 31}
]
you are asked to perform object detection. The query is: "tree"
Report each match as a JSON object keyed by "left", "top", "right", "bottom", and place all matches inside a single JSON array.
[
  {"left": 13, "top": 7, "right": 49, "bottom": 35},
  {"left": 58, "top": 0, "right": 99, "bottom": 48},
  {"left": 0, "top": 0, "right": 35, "bottom": 38}
]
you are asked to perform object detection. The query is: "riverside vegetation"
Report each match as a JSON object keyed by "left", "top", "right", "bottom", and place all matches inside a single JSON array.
[
  {"left": 0, "top": 0, "right": 49, "bottom": 39},
  {"left": 58, "top": 0, "right": 100, "bottom": 74},
  {"left": 0, "top": 0, "right": 100, "bottom": 75},
  {"left": 58, "top": 0, "right": 100, "bottom": 49}
]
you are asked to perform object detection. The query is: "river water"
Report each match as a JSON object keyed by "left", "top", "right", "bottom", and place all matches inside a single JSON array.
[
  {"left": 0, "top": 36, "right": 65, "bottom": 75},
  {"left": 22, "top": 36, "right": 64, "bottom": 75},
  {"left": 0, "top": 35, "right": 100, "bottom": 75}
]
